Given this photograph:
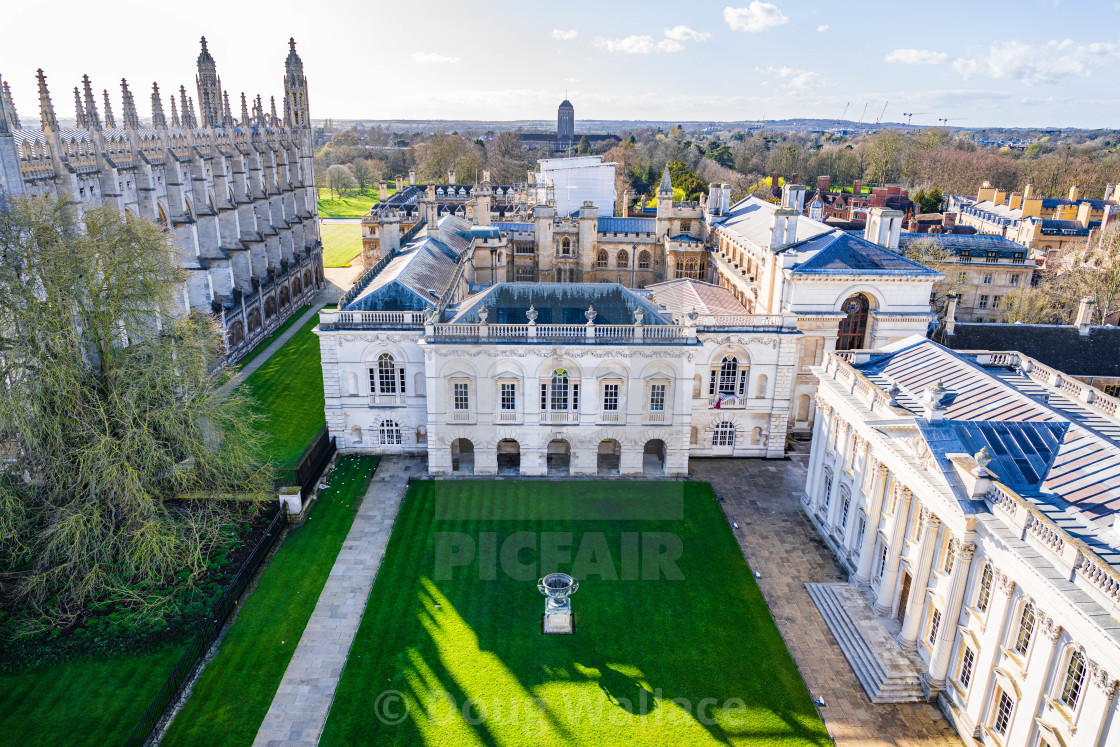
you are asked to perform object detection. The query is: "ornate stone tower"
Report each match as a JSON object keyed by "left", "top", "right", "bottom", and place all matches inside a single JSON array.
[
  {"left": 284, "top": 38, "right": 310, "bottom": 129},
  {"left": 557, "top": 99, "right": 574, "bottom": 143},
  {"left": 195, "top": 37, "right": 223, "bottom": 129}
]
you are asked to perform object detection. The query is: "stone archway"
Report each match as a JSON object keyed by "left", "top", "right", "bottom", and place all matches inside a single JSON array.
[
  {"left": 643, "top": 439, "right": 666, "bottom": 475},
  {"left": 497, "top": 439, "right": 520, "bottom": 475},
  {"left": 451, "top": 438, "right": 474, "bottom": 475},
  {"left": 547, "top": 439, "right": 570, "bottom": 476},
  {"left": 597, "top": 439, "right": 621, "bottom": 476}
]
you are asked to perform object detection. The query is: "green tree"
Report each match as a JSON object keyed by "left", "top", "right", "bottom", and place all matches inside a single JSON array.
[
  {"left": 578, "top": 134, "right": 591, "bottom": 154},
  {"left": 0, "top": 196, "right": 270, "bottom": 625},
  {"left": 326, "top": 164, "right": 357, "bottom": 199},
  {"left": 914, "top": 187, "right": 943, "bottom": 214}
]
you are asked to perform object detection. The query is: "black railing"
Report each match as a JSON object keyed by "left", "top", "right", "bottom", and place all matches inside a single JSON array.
[
  {"left": 123, "top": 506, "right": 288, "bottom": 747},
  {"left": 274, "top": 425, "right": 337, "bottom": 501}
]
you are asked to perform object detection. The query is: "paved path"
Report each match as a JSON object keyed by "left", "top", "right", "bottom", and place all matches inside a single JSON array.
[
  {"left": 253, "top": 456, "right": 420, "bottom": 746},
  {"left": 691, "top": 457, "right": 962, "bottom": 747},
  {"left": 218, "top": 296, "right": 332, "bottom": 398}
]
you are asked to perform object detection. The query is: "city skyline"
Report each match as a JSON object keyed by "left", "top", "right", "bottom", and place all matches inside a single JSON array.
[{"left": 2, "top": 0, "right": 1120, "bottom": 129}]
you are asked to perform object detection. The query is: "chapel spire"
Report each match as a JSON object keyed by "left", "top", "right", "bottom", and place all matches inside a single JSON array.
[
  {"left": 1, "top": 78, "right": 20, "bottom": 130},
  {"left": 222, "top": 90, "right": 233, "bottom": 127},
  {"left": 73, "top": 87, "right": 87, "bottom": 129},
  {"left": 150, "top": 82, "right": 167, "bottom": 128},
  {"left": 81, "top": 75, "right": 100, "bottom": 129},
  {"left": 195, "top": 36, "right": 222, "bottom": 128},
  {"left": 102, "top": 89, "right": 116, "bottom": 129},
  {"left": 121, "top": 79, "right": 141, "bottom": 130},
  {"left": 283, "top": 37, "right": 311, "bottom": 129},
  {"left": 170, "top": 95, "right": 180, "bottom": 128}
]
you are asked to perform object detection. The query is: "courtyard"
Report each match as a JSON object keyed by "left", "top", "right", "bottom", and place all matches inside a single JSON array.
[{"left": 316, "top": 478, "right": 832, "bottom": 746}]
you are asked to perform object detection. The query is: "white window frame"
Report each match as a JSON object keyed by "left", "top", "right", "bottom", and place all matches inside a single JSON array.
[
  {"left": 649, "top": 382, "right": 666, "bottom": 412},
  {"left": 991, "top": 689, "right": 1015, "bottom": 737},
  {"left": 602, "top": 381, "right": 620, "bottom": 412},
  {"left": 499, "top": 381, "right": 517, "bottom": 411},
  {"left": 957, "top": 644, "right": 975, "bottom": 690},
  {"left": 452, "top": 381, "right": 470, "bottom": 411},
  {"left": 1056, "top": 647, "right": 1088, "bottom": 717},
  {"left": 713, "top": 422, "right": 735, "bottom": 447}
]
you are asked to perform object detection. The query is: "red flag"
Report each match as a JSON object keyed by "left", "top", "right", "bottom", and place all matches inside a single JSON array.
[{"left": 714, "top": 396, "right": 721, "bottom": 409}]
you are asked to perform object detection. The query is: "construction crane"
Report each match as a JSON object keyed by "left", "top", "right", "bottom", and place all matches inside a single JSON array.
[
  {"left": 875, "top": 101, "right": 889, "bottom": 126},
  {"left": 938, "top": 117, "right": 967, "bottom": 128},
  {"left": 856, "top": 102, "right": 869, "bottom": 134},
  {"left": 836, "top": 101, "right": 849, "bottom": 131},
  {"left": 902, "top": 111, "right": 930, "bottom": 127}
]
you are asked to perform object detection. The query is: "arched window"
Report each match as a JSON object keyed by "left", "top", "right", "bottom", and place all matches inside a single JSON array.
[
  {"left": 1014, "top": 602, "right": 1036, "bottom": 655},
  {"left": 561, "top": 237, "right": 571, "bottom": 255},
  {"left": 717, "top": 357, "right": 738, "bottom": 395},
  {"left": 713, "top": 422, "right": 735, "bottom": 447},
  {"left": 1060, "top": 649, "right": 1087, "bottom": 709},
  {"left": 616, "top": 250, "right": 629, "bottom": 268},
  {"left": 547, "top": 368, "right": 570, "bottom": 411},
  {"left": 976, "top": 564, "right": 993, "bottom": 612},
  {"left": 596, "top": 250, "right": 608, "bottom": 268},
  {"left": 247, "top": 309, "right": 261, "bottom": 333},
  {"left": 379, "top": 420, "right": 402, "bottom": 445},
  {"left": 373, "top": 353, "right": 405, "bottom": 395},
  {"left": 837, "top": 293, "right": 871, "bottom": 351},
  {"left": 638, "top": 250, "right": 651, "bottom": 269},
  {"left": 675, "top": 258, "right": 684, "bottom": 278}
]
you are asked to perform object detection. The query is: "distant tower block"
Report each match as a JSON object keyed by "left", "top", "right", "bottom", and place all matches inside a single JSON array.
[{"left": 557, "top": 99, "right": 574, "bottom": 143}]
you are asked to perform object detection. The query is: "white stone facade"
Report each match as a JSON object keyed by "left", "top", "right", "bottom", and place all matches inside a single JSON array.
[{"left": 804, "top": 338, "right": 1120, "bottom": 746}]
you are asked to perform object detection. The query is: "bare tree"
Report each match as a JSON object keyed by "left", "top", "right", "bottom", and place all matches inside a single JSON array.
[
  {"left": 326, "top": 164, "right": 357, "bottom": 200},
  {"left": 350, "top": 159, "right": 375, "bottom": 195},
  {"left": 899, "top": 237, "right": 966, "bottom": 312},
  {"left": 997, "top": 285, "right": 1060, "bottom": 324},
  {"left": 1051, "top": 224, "right": 1120, "bottom": 324}
]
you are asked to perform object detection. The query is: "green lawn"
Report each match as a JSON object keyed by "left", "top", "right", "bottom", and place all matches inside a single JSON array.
[
  {"left": 317, "top": 188, "right": 391, "bottom": 218},
  {"left": 0, "top": 645, "right": 185, "bottom": 746},
  {"left": 238, "top": 311, "right": 326, "bottom": 463},
  {"left": 322, "top": 223, "right": 364, "bottom": 268},
  {"left": 319, "top": 481, "right": 830, "bottom": 746},
  {"left": 162, "top": 455, "right": 380, "bottom": 747},
  {"left": 234, "top": 310, "right": 306, "bottom": 370}
]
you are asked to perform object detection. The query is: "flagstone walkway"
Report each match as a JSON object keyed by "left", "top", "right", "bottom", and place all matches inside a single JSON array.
[{"left": 252, "top": 456, "right": 420, "bottom": 746}]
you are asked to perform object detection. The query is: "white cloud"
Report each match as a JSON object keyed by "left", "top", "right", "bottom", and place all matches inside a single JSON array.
[
  {"left": 411, "top": 52, "right": 460, "bottom": 64},
  {"left": 595, "top": 35, "right": 683, "bottom": 54},
  {"left": 953, "top": 39, "right": 1120, "bottom": 84},
  {"left": 551, "top": 29, "right": 578, "bottom": 41},
  {"left": 816, "top": 24, "right": 829, "bottom": 32},
  {"left": 724, "top": 3, "right": 789, "bottom": 33},
  {"left": 756, "top": 65, "right": 821, "bottom": 91},
  {"left": 884, "top": 48, "right": 948, "bottom": 65},
  {"left": 664, "top": 25, "right": 711, "bottom": 42}
]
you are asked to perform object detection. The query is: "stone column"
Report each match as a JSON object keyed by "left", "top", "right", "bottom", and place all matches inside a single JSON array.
[
  {"left": 853, "top": 462, "right": 891, "bottom": 584},
  {"left": 874, "top": 485, "right": 913, "bottom": 615},
  {"left": 840, "top": 436, "right": 868, "bottom": 552},
  {"left": 927, "top": 540, "right": 977, "bottom": 688},
  {"left": 899, "top": 512, "right": 941, "bottom": 650},
  {"left": 804, "top": 400, "right": 832, "bottom": 509}
]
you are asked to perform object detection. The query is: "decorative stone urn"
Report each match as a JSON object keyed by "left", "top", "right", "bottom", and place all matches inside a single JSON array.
[{"left": 538, "top": 573, "right": 579, "bottom": 634}]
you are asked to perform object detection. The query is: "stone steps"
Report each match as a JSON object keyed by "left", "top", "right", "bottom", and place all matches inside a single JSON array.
[{"left": 805, "top": 583, "right": 926, "bottom": 703}]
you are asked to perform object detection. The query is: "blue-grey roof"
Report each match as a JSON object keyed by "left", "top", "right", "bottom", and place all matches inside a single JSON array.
[
  {"left": 917, "top": 420, "right": 1069, "bottom": 490},
  {"left": 898, "top": 232, "right": 1026, "bottom": 255},
  {"left": 599, "top": 217, "right": 655, "bottom": 234},
  {"left": 791, "top": 232, "right": 941, "bottom": 275},
  {"left": 457, "top": 226, "right": 501, "bottom": 241},
  {"left": 448, "top": 283, "right": 670, "bottom": 325},
  {"left": 1038, "top": 219, "right": 1093, "bottom": 235},
  {"left": 493, "top": 222, "right": 533, "bottom": 232},
  {"left": 344, "top": 238, "right": 456, "bottom": 312}
]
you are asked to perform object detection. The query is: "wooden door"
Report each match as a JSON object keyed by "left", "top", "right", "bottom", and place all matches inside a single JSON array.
[{"left": 897, "top": 572, "right": 912, "bottom": 622}]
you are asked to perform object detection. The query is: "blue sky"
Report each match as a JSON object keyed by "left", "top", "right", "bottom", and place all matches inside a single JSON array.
[{"left": 2, "top": 0, "right": 1119, "bottom": 128}]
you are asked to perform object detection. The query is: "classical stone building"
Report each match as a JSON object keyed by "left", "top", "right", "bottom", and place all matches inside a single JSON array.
[
  {"left": 804, "top": 337, "right": 1120, "bottom": 745},
  {"left": 0, "top": 38, "right": 324, "bottom": 362},
  {"left": 318, "top": 174, "right": 943, "bottom": 471}
]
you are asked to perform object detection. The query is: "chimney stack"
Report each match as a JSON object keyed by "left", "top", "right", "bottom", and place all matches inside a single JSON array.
[
  {"left": 864, "top": 207, "right": 904, "bottom": 251},
  {"left": 395, "top": 174, "right": 403, "bottom": 192},
  {"left": 409, "top": 169, "right": 416, "bottom": 186},
  {"left": 817, "top": 175, "right": 830, "bottom": 193},
  {"left": 791, "top": 173, "right": 799, "bottom": 186},
  {"left": 1076, "top": 298, "right": 1095, "bottom": 335},
  {"left": 771, "top": 208, "right": 799, "bottom": 249},
  {"left": 945, "top": 294, "right": 960, "bottom": 336},
  {"left": 1023, "top": 183, "right": 1033, "bottom": 200},
  {"left": 482, "top": 169, "right": 491, "bottom": 183},
  {"left": 448, "top": 168, "right": 456, "bottom": 185},
  {"left": 852, "top": 179, "right": 862, "bottom": 198},
  {"left": 781, "top": 183, "right": 807, "bottom": 214},
  {"left": 379, "top": 180, "right": 388, "bottom": 201}
]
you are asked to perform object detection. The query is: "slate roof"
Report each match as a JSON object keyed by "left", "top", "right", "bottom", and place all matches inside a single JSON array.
[
  {"left": 854, "top": 338, "right": 1120, "bottom": 528},
  {"left": 447, "top": 283, "right": 671, "bottom": 326},
  {"left": 790, "top": 232, "right": 941, "bottom": 275},
  {"left": 942, "top": 323, "right": 1120, "bottom": 377},
  {"left": 716, "top": 196, "right": 832, "bottom": 248},
  {"left": 493, "top": 221, "right": 533, "bottom": 232},
  {"left": 898, "top": 232, "right": 1027, "bottom": 256},
  {"left": 646, "top": 279, "right": 749, "bottom": 316},
  {"left": 343, "top": 238, "right": 456, "bottom": 312},
  {"left": 598, "top": 217, "right": 656, "bottom": 233}
]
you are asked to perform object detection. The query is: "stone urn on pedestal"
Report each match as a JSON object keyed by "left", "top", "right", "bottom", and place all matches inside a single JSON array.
[{"left": 538, "top": 573, "right": 579, "bottom": 634}]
